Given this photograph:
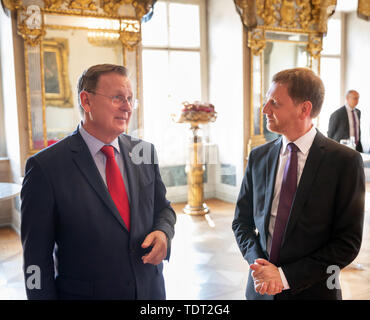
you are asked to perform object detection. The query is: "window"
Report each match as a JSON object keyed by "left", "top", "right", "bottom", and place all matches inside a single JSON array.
[
  {"left": 0, "top": 20, "right": 7, "bottom": 157},
  {"left": 318, "top": 14, "right": 343, "bottom": 135},
  {"left": 141, "top": 0, "right": 206, "bottom": 166}
]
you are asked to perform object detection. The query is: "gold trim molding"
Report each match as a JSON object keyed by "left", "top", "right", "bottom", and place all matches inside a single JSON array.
[
  {"left": 248, "top": 29, "right": 266, "bottom": 56},
  {"left": 358, "top": 0, "right": 370, "bottom": 21},
  {"left": 234, "top": 0, "right": 337, "bottom": 34},
  {"left": 43, "top": 38, "right": 73, "bottom": 108},
  {"left": 17, "top": 5, "right": 46, "bottom": 47},
  {"left": 3, "top": 0, "right": 155, "bottom": 19}
]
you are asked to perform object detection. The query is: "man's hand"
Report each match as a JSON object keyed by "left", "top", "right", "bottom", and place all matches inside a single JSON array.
[
  {"left": 250, "top": 258, "right": 284, "bottom": 295},
  {"left": 141, "top": 230, "right": 168, "bottom": 265}
]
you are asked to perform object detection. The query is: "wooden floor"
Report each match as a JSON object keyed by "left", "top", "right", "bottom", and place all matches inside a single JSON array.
[{"left": 1, "top": 183, "right": 370, "bottom": 299}]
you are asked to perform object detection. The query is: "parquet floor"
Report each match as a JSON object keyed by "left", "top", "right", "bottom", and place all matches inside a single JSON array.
[{"left": 0, "top": 183, "right": 369, "bottom": 300}]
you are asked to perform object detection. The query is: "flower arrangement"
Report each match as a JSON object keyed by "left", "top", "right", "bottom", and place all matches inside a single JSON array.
[{"left": 173, "top": 101, "right": 217, "bottom": 124}]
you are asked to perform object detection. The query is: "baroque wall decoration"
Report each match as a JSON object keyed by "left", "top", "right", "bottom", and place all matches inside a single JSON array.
[
  {"left": 2, "top": 0, "right": 156, "bottom": 154},
  {"left": 233, "top": 0, "right": 337, "bottom": 166}
]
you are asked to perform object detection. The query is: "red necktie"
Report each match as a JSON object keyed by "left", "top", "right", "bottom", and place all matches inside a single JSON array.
[
  {"left": 101, "top": 145, "right": 130, "bottom": 231},
  {"left": 269, "top": 143, "right": 299, "bottom": 265}
]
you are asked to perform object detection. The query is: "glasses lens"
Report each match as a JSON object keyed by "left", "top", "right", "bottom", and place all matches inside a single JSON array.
[
  {"left": 112, "top": 96, "right": 136, "bottom": 106},
  {"left": 132, "top": 99, "right": 138, "bottom": 110}
]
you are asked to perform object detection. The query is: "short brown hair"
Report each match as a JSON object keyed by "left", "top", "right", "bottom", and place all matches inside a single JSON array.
[
  {"left": 77, "top": 64, "right": 128, "bottom": 115},
  {"left": 272, "top": 67, "right": 325, "bottom": 118}
]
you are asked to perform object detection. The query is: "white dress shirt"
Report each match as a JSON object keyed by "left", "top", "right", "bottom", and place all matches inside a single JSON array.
[
  {"left": 267, "top": 125, "right": 317, "bottom": 290},
  {"left": 345, "top": 104, "right": 359, "bottom": 142}
]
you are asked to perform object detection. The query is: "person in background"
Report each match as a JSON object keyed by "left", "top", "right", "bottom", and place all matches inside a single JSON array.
[{"left": 328, "top": 90, "right": 363, "bottom": 152}]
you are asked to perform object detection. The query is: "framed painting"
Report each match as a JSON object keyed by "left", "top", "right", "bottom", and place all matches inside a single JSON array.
[{"left": 43, "top": 38, "right": 73, "bottom": 108}]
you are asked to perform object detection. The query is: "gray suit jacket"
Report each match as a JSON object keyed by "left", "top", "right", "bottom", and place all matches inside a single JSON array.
[
  {"left": 21, "top": 129, "right": 176, "bottom": 299},
  {"left": 232, "top": 130, "right": 365, "bottom": 300}
]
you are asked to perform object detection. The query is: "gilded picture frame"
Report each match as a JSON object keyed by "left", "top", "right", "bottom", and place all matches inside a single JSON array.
[{"left": 43, "top": 38, "right": 73, "bottom": 108}]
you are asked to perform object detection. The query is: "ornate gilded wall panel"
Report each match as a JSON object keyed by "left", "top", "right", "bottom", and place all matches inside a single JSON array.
[
  {"left": 233, "top": 0, "right": 336, "bottom": 165},
  {"left": 2, "top": 0, "right": 155, "bottom": 154}
]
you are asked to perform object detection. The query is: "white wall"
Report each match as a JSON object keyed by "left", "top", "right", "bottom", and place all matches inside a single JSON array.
[
  {"left": 0, "top": 9, "right": 21, "bottom": 182},
  {"left": 346, "top": 12, "right": 370, "bottom": 153},
  {"left": 0, "top": 7, "right": 21, "bottom": 230},
  {"left": 208, "top": 0, "right": 244, "bottom": 202}
]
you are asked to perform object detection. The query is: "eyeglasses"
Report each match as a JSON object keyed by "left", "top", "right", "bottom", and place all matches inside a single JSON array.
[{"left": 87, "top": 91, "right": 138, "bottom": 109}]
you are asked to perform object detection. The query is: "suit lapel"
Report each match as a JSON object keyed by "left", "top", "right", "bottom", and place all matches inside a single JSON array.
[
  {"left": 67, "top": 130, "right": 129, "bottom": 231},
  {"left": 341, "top": 106, "right": 350, "bottom": 135},
  {"left": 262, "top": 138, "right": 282, "bottom": 251},
  {"left": 282, "top": 130, "right": 326, "bottom": 246},
  {"left": 118, "top": 135, "right": 140, "bottom": 236}
]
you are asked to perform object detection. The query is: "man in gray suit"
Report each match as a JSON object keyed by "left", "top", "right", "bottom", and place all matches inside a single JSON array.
[
  {"left": 233, "top": 68, "right": 365, "bottom": 300},
  {"left": 21, "top": 64, "right": 176, "bottom": 299},
  {"left": 328, "top": 90, "right": 363, "bottom": 152}
]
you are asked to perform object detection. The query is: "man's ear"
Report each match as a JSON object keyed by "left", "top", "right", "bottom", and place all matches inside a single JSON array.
[
  {"left": 80, "top": 91, "right": 91, "bottom": 113},
  {"left": 299, "top": 101, "right": 312, "bottom": 119}
]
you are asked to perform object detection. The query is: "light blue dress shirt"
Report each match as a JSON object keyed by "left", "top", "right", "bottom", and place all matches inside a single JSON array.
[{"left": 78, "top": 123, "right": 131, "bottom": 202}]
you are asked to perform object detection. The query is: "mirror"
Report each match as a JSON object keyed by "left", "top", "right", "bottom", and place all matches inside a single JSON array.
[
  {"left": 232, "top": 0, "right": 334, "bottom": 167},
  {"left": 8, "top": 0, "right": 155, "bottom": 155},
  {"left": 262, "top": 32, "right": 309, "bottom": 142},
  {"left": 42, "top": 24, "right": 128, "bottom": 145},
  {"left": 246, "top": 28, "right": 320, "bottom": 158}
]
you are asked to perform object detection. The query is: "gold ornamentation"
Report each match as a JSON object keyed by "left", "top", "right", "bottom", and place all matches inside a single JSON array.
[
  {"left": 102, "top": 0, "right": 128, "bottom": 16},
  {"left": 1, "top": 0, "right": 22, "bottom": 10},
  {"left": 358, "top": 0, "right": 370, "bottom": 21},
  {"left": 257, "top": 0, "right": 278, "bottom": 27},
  {"left": 296, "top": 0, "right": 311, "bottom": 30},
  {"left": 133, "top": 0, "right": 155, "bottom": 20},
  {"left": 42, "top": 38, "right": 73, "bottom": 108},
  {"left": 235, "top": 0, "right": 336, "bottom": 34},
  {"left": 307, "top": 34, "right": 322, "bottom": 60},
  {"left": 248, "top": 29, "right": 266, "bottom": 56},
  {"left": 44, "top": 0, "right": 64, "bottom": 10},
  {"left": 68, "top": 0, "right": 97, "bottom": 11},
  {"left": 173, "top": 102, "right": 217, "bottom": 215},
  {"left": 234, "top": 0, "right": 257, "bottom": 29},
  {"left": 102, "top": 0, "right": 154, "bottom": 20},
  {"left": 17, "top": 5, "right": 46, "bottom": 46},
  {"left": 279, "top": 0, "right": 296, "bottom": 28},
  {"left": 119, "top": 19, "right": 141, "bottom": 50}
]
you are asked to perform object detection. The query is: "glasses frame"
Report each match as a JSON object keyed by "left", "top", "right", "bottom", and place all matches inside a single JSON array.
[{"left": 86, "top": 90, "right": 138, "bottom": 109}]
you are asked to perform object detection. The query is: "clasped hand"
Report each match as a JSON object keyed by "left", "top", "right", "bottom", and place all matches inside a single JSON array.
[
  {"left": 250, "top": 258, "right": 284, "bottom": 296},
  {"left": 141, "top": 230, "right": 168, "bottom": 265}
]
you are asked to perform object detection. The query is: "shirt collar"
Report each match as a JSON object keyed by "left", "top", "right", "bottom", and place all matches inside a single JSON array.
[
  {"left": 345, "top": 103, "right": 356, "bottom": 112},
  {"left": 78, "top": 122, "right": 120, "bottom": 156},
  {"left": 281, "top": 125, "right": 317, "bottom": 156}
]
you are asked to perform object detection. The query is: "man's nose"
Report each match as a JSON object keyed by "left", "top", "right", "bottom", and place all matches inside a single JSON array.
[
  {"left": 262, "top": 102, "right": 269, "bottom": 114},
  {"left": 120, "top": 102, "right": 132, "bottom": 112}
]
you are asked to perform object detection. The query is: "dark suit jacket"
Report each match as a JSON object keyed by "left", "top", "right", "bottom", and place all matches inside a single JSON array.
[
  {"left": 328, "top": 106, "right": 363, "bottom": 152},
  {"left": 21, "top": 129, "right": 176, "bottom": 300},
  {"left": 232, "top": 130, "right": 365, "bottom": 300}
]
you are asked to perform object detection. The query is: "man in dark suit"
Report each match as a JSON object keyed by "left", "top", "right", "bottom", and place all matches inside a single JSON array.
[
  {"left": 328, "top": 90, "right": 363, "bottom": 152},
  {"left": 232, "top": 68, "right": 365, "bottom": 300},
  {"left": 21, "top": 64, "right": 176, "bottom": 299}
]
